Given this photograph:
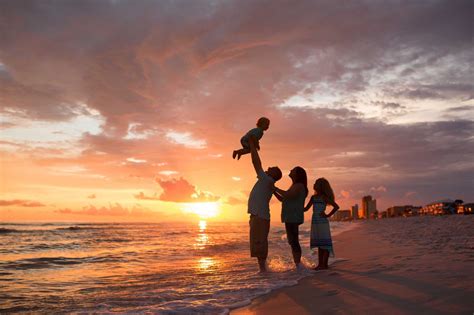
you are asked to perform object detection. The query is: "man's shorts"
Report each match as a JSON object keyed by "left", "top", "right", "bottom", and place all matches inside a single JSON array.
[{"left": 249, "top": 214, "right": 270, "bottom": 259}]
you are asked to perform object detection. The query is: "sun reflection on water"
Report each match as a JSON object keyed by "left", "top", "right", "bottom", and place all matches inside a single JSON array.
[
  {"left": 194, "top": 220, "right": 209, "bottom": 250},
  {"left": 197, "top": 257, "right": 216, "bottom": 271},
  {"left": 199, "top": 220, "right": 207, "bottom": 231}
]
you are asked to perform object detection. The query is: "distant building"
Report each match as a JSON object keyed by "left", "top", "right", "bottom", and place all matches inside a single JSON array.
[
  {"left": 421, "top": 199, "right": 456, "bottom": 215},
  {"left": 360, "top": 195, "right": 377, "bottom": 219},
  {"left": 351, "top": 204, "right": 358, "bottom": 220},
  {"left": 332, "top": 210, "right": 352, "bottom": 221},
  {"left": 387, "top": 206, "right": 405, "bottom": 217},
  {"left": 386, "top": 205, "right": 421, "bottom": 217},
  {"left": 406, "top": 206, "right": 421, "bottom": 216},
  {"left": 378, "top": 211, "right": 388, "bottom": 219},
  {"left": 455, "top": 200, "right": 464, "bottom": 214},
  {"left": 463, "top": 203, "right": 474, "bottom": 215}
]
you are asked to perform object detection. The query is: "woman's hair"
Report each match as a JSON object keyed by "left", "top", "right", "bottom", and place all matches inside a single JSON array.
[
  {"left": 314, "top": 178, "right": 335, "bottom": 203},
  {"left": 291, "top": 166, "right": 308, "bottom": 197}
]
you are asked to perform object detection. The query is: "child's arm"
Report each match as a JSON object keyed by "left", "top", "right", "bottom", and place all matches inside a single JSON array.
[
  {"left": 304, "top": 196, "right": 313, "bottom": 212},
  {"left": 321, "top": 200, "right": 340, "bottom": 218}
]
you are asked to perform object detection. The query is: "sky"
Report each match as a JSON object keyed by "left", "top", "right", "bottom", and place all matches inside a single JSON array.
[{"left": 0, "top": 0, "right": 473, "bottom": 222}]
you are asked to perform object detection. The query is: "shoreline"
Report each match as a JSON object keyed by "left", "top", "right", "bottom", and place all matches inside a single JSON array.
[{"left": 231, "top": 215, "right": 474, "bottom": 314}]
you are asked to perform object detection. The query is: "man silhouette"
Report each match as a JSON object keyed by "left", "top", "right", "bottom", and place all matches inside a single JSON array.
[{"left": 247, "top": 137, "right": 282, "bottom": 271}]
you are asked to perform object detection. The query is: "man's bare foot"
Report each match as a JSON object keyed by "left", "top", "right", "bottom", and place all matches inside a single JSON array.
[
  {"left": 237, "top": 153, "right": 242, "bottom": 160},
  {"left": 232, "top": 151, "right": 237, "bottom": 159}
]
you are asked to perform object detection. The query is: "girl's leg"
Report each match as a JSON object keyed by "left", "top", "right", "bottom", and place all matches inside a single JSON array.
[{"left": 314, "top": 248, "right": 323, "bottom": 270}]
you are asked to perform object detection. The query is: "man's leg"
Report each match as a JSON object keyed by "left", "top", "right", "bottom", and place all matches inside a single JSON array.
[{"left": 250, "top": 215, "right": 270, "bottom": 271}]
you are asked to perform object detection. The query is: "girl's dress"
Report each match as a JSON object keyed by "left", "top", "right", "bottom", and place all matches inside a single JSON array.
[{"left": 310, "top": 196, "right": 334, "bottom": 256}]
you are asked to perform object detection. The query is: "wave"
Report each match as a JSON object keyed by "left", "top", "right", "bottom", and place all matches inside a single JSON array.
[
  {"left": 0, "top": 228, "right": 18, "bottom": 234},
  {"left": 1, "top": 254, "right": 131, "bottom": 270},
  {"left": 1, "top": 257, "right": 85, "bottom": 270},
  {"left": 0, "top": 226, "right": 101, "bottom": 234}
]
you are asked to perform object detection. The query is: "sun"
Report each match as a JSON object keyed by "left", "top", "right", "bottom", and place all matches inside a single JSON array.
[{"left": 183, "top": 202, "right": 220, "bottom": 218}]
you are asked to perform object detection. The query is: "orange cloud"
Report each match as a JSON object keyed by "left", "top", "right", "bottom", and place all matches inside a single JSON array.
[
  {"left": 156, "top": 177, "right": 220, "bottom": 203},
  {"left": 56, "top": 203, "right": 154, "bottom": 216},
  {"left": 134, "top": 192, "right": 160, "bottom": 201},
  {"left": 0, "top": 200, "right": 45, "bottom": 207}
]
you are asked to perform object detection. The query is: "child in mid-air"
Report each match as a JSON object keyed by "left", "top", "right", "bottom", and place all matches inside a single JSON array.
[
  {"left": 304, "top": 177, "right": 340, "bottom": 270},
  {"left": 233, "top": 117, "right": 270, "bottom": 160}
]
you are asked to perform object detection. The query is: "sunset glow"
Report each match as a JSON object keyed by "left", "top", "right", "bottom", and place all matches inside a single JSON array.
[
  {"left": 183, "top": 202, "right": 220, "bottom": 219},
  {"left": 0, "top": 1, "right": 472, "bottom": 223}
]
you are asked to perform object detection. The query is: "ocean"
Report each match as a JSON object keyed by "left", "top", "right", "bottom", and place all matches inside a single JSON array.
[{"left": 0, "top": 220, "right": 354, "bottom": 314}]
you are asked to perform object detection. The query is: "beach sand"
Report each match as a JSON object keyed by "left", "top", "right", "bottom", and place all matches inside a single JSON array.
[{"left": 233, "top": 215, "right": 474, "bottom": 314}]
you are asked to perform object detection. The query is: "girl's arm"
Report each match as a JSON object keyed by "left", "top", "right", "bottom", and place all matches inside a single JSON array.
[
  {"left": 274, "top": 183, "right": 304, "bottom": 199},
  {"left": 304, "top": 196, "right": 313, "bottom": 212},
  {"left": 322, "top": 200, "right": 340, "bottom": 218}
]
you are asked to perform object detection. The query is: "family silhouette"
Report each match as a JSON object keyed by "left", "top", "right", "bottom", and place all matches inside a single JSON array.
[{"left": 236, "top": 117, "right": 339, "bottom": 272}]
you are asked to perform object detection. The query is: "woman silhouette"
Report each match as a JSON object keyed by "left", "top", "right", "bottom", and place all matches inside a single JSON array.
[{"left": 273, "top": 166, "right": 308, "bottom": 268}]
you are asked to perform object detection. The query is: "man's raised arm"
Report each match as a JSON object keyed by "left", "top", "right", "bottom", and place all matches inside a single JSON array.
[{"left": 249, "top": 136, "right": 263, "bottom": 175}]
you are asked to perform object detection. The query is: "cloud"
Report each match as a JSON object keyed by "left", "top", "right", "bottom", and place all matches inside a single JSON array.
[
  {"left": 56, "top": 203, "right": 154, "bottom": 216},
  {"left": 165, "top": 131, "right": 207, "bottom": 149},
  {"left": 134, "top": 192, "right": 160, "bottom": 201},
  {"left": 0, "top": 199, "right": 45, "bottom": 207},
  {"left": 158, "top": 170, "right": 179, "bottom": 176},
  {"left": 156, "top": 177, "right": 219, "bottom": 202},
  {"left": 87, "top": 194, "right": 96, "bottom": 199},
  {"left": 340, "top": 190, "right": 351, "bottom": 199},
  {"left": 0, "top": 0, "right": 472, "bottom": 212},
  {"left": 370, "top": 186, "right": 387, "bottom": 193}
]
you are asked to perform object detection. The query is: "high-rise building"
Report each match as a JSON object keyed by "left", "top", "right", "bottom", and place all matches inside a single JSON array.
[
  {"left": 351, "top": 204, "right": 358, "bottom": 219},
  {"left": 360, "top": 195, "right": 377, "bottom": 219}
]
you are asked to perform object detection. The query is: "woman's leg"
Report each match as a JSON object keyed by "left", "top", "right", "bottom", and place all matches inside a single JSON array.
[
  {"left": 322, "top": 249, "right": 329, "bottom": 269},
  {"left": 285, "top": 223, "right": 302, "bottom": 266}
]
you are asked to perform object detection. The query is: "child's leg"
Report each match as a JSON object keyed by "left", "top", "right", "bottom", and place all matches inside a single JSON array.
[{"left": 233, "top": 148, "right": 250, "bottom": 160}]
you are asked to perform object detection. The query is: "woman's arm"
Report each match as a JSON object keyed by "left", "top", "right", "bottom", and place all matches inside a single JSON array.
[
  {"left": 274, "top": 183, "right": 304, "bottom": 199},
  {"left": 304, "top": 196, "right": 313, "bottom": 212},
  {"left": 321, "top": 200, "right": 340, "bottom": 218},
  {"left": 273, "top": 190, "right": 284, "bottom": 202}
]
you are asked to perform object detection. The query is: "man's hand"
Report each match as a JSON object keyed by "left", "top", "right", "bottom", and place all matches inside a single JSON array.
[{"left": 320, "top": 212, "right": 329, "bottom": 218}]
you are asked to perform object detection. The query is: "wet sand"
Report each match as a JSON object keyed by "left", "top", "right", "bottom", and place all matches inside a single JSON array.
[{"left": 232, "top": 215, "right": 474, "bottom": 314}]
